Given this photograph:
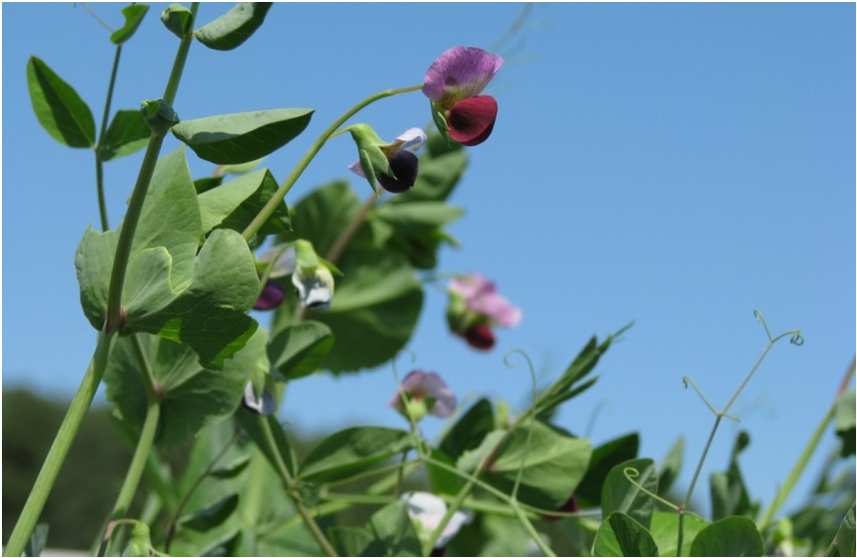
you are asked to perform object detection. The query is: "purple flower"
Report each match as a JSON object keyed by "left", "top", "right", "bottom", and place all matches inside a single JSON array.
[
  {"left": 254, "top": 281, "right": 285, "bottom": 310},
  {"left": 423, "top": 47, "right": 503, "bottom": 146},
  {"left": 349, "top": 127, "right": 427, "bottom": 193},
  {"left": 447, "top": 273, "right": 521, "bottom": 351},
  {"left": 390, "top": 370, "right": 456, "bottom": 419}
]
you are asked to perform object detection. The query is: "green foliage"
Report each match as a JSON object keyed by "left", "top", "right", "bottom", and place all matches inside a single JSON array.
[
  {"left": 835, "top": 389, "right": 855, "bottom": 457},
  {"left": 577, "top": 433, "right": 640, "bottom": 508},
  {"left": 649, "top": 511, "right": 708, "bottom": 556},
  {"left": 194, "top": 3, "right": 273, "bottom": 51},
  {"left": 299, "top": 427, "right": 412, "bottom": 483},
  {"left": 100, "top": 109, "right": 151, "bottom": 161},
  {"left": 161, "top": 4, "right": 193, "bottom": 38},
  {"left": 111, "top": 4, "right": 149, "bottom": 45},
  {"left": 268, "top": 321, "right": 334, "bottom": 381},
  {"left": 26, "top": 57, "right": 95, "bottom": 148},
  {"left": 197, "top": 168, "right": 291, "bottom": 236},
  {"left": 602, "top": 458, "right": 659, "bottom": 528},
  {"left": 709, "top": 430, "right": 758, "bottom": 521},
  {"left": 172, "top": 108, "right": 314, "bottom": 164},
  {"left": 689, "top": 516, "right": 764, "bottom": 556},
  {"left": 330, "top": 502, "right": 421, "bottom": 556},
  {"left": 658, "top": 436, "right": 685, "bottom": 495},
  {"left": 830, "top": 504, "right": 856, "bottom": 557},
  {"left": 592, "top": 512, "right": 659, "bottom": 557}
]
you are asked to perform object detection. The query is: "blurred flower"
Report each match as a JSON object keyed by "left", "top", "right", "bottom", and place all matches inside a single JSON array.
[
  {"left": 423, "top": 47, "right": 503, "bottom": 146},
  {"left": 292, "top": 265, "right": 334, "bottom": 309},
  {"left": 391, "top": 370, "right": 456, "bottom": 421},
  {"left": 253, "top": 242, "right": 334, "bottom": 310},
  {"left": 254, "top": 281, "right": 285, "bottom": 310},
  {"left": 402, "top": 491, "right": 472, "bottom": 549},
  {"left": 257, "top": 245, "right": 296, "bottom": 279},
  {"left": 242, "top": 381, "right": 275, "bottom": 416},
  {"left": 348, "top": 126, "right": 427, "bottom": 193},
  {"left": 447, "top": 273, "right": 521, "bottom": 350}
]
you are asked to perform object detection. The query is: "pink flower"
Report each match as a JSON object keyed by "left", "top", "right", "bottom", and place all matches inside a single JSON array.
[
  {"left": 423, "top": 47, "right": 503, "bottom": 146},
  {"left": 391, "top": 370, "right": 456, "bottom": 419},
  {"left": 447, "top": 273, "right": 521, "bottom": 351}
]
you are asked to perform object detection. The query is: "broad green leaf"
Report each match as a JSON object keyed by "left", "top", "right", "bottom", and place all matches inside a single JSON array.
[
  {"left": 577, "top": 433, "right": 640, "bottom": 508},
  {"left": 709, "top": 430, "right": 757, "bottom": 521},
  {"left": 370, "top": 201, "right": 464, "bottom": 269},
  {"left": 100, "top": 109, "right": 150, "bottom": 160},
  {"left": 197, "top": 169, "right": 290, "bottom": 235},
  {"left": 602, "top": 458, "right": 659, "bottom": 528},
  {"left": 161, "top": 4, "right": 193, "bottom": 38},
  {"left": 372, "top": 202, "right": 463, "bottom": 227},
  {"left": 105, "top": 329, "right": 266, "bottom": 445},
  {"left": 462, "top": 420, "right": 592, "bottom": 509},
  {"left": 689, "top": 516, "right": 763, "bottom": 556},
  {"left": 290, "top": 181, "right": 361, "bottom": 256},
  {"left": 439, "top": 398, "right": 495, "bottom": 460},
  {"left": 194, "top": 176, "right": 223, "bottom": 193},
  {"left": 180, "top": 494, "right": 239, "bottom": 530},
  {"left": 75, "top": 227, "right": 118, "bottom": 330},
  {"left": 26, "top": 57, "right": 95, "bottom": 147},
  {"left": 830, "top": 504, "right": 856, "bottom": 557},
  {"left": 110, "top": 4, "right": 149, "bottom": 44},
  {"left": 835, "top": 389, "right": 855, "bottom": 457},
  {"left": 299, "top": 427, "right": 412, "bottom": 483},
  {"left": 172, "top": 108, "right": 314, "bottom": 164},
  {"left": 24, "top": 523, "right": 49, "bottom": 557},
  {"left": 363, "top": 501, "right": 421, "bottom": 556},
  {"left": 592, "top": 512, "right": 659, "bottom": 557},
  {"left": 649, "top": 511, "right": 708, "bottom": 556},
  {"left": 218, "top": 157, "right": 264, "bottom": 175},
  {"left": 267, "top": 321, "right": 334, "bottom": 381},
  {"left": 194, "top": 3, "right": 272, "bottom": 50},
  {"left": 658, "top": 436, "right": 685, "bottom": 494},
  {"left": 209, "top": 454, "right": 252, "bottom": 479}
]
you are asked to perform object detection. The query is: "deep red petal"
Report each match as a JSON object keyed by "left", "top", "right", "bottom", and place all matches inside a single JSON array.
[
  {"left": 447, "top": 96, "right": 498, "bottom": 146},
  {"left": 464, "top": 323, "right": 496, "bottom": 350}
]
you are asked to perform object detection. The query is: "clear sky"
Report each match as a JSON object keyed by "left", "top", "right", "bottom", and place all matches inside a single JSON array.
[{"left": 3, "top": 3, "right": 854, "bottom": 515}]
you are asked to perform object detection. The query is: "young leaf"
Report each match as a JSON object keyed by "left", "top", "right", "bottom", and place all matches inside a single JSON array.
[
  {"left": 161, "top": 4, "right": 193, "bottom": 38},
  {"left": 299, "top": 427, "right": 412, "bottom": 483},
  {"left": 267, "top": 321, "right": 334, "bottom": 381},
  {"left": 110, "top": 4, "right": 149, "bottom": 45},
  {"left": 26, "top": 57, "right": 95, "bottom": 148},
  {"left": 592, "top": 512, "right": 659, "bottom": 557},
  {"left": 172, "top": 108, "right": 314, "bottom": 164},
  {"left": 100, "top": 109, "right": 151, "bottom": 160},
  {"left": 602, "top": 458, "right": 659, "bottom": 528},
  {"left": 194, "top": 3, "right": 272, "bottom": 50},
  {"left": 649, "top": 511, "right": 708, "bottom": 556},
  {"left": 689, "top": 516, "right": 763, "bottom": 556},
  {"left": 576, "top": 432, "right": 640, "bottom": 508}
]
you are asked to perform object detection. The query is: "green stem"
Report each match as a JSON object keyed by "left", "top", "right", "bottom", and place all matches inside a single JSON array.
[
  {"left": 241, "top": 84, "right": 422, "bottom": 242},
  {"left": 4, "top": 9, "right": 200, "bottom": 554},
  {"left": 257, "top": 416, "right": 339, "bottom": 557},
  {"left": 3, "top": 333, "right": 115, "bottom": 557},
  {"left": 757, "top": 358, "right": 856, "bottom": 531},
  {"left": 94, "top": 45, "right": 122, "bottom": 232},
  {"left": 104, "top": 2, "right": 199, "bottom": 332}
]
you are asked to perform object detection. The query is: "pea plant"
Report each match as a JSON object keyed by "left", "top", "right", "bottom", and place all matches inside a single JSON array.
[{"left": 7, "top": 4, "right": 855, "bottom": 557}]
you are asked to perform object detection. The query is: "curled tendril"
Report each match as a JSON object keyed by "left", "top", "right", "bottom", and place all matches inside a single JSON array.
[
  {"left": 789, "top": 331, "right": 804, "bottom": 346},
  {"left": 623, "top": 467, "right": 681, "bottom": 512}
]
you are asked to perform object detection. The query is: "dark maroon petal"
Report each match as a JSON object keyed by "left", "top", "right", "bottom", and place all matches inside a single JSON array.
[
  {"left": 254, "top": 281, "right": 285, "bottom": 310},
  {"left": 378, "top": 150, "right": 419, "bottom": 193},
  {"left": 447, "top": 96, "right": 498, "bottom": 146},
  {"left": 464, "top": 323, "right": 496, "bottom": 350}
]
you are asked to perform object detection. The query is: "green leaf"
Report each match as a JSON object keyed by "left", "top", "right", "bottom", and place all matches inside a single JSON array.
[
  {"left": 439, "top": 398, "right": 495, "bottom": 460},
  {"left": 161, "top": 4, "right": 193, "bottom": 38},
  {"left": 370, "top": 201, "right": 464, "bottom": 269},
  {"left": 209, "top": 454, "right": 252, "bottom": 479},
  {"left": 658, "top": 436, "right": 685, "bottom": 494},
  {"left": 75, "top": 227, "right": 118, "bottom": 330},
  {"left": 576, "top": 433, "right": 640, "bottom": 508},
  {"left": 105, "top": 329, "right": 267, "bottom": 445},
  {"left": 172, "top": 108, "right": 314, "bottom": 164},
  {"left": 462, "top": 420, "right": 592, "bottom": 509},
  {"left": 26, "top": 56, "right": 95, "bottom": 147},
  {"left": 835, "top": 389, "right": 855, "bottom": 457},
  {"left": 197, "top": 169, "right": 291, "bottom": 235},
  {"left": 709, "top": 430, "right": 757, "bottom": 521},
  {"left": 110, "top": 4, "right": 149, "bottom": 44},
  {"left": 602, "top": 458, "right": 659, "bottom": 528},
  {"left": 592, "top": 512, "right": 659, "bottom": 557},
  {"left": 194, "top": 3, "right": 272, "bottom": 50},
  {"left": 329, "top": 527, "right": 374, "bottom": 556},
  {"left": 290, "top": 181, "right": 361, "bottom": 256},
  {"left": 100, "top": 109, "right": 151, "bottom": 161},
  {"left": 373, "top": 201, "right": 463, "bottom": 227},
  {"left": 267, "top": 321, "right": 334, "bottom": 381},
  {"left": 235, "top": 410, "right": 298, "bottom": 477},
  {"left": 194, "top": 176, "right": 223, "bottom": 193},
  {"left": 649, "top": 511, "right": 708, "bottom": 556},
  {"left": 830, "top": 504, "right": 856, "bottom": 557},
  {"left": 180, "top": 494, "right": 239, "bottom": 530},
  {"left": 689, "top": 516, "right": 763, "bottom": 557},
  {"left": 299, "top": 427, "right": 412, "bottom": 483},
  {"left": 218, "top": 157, "right": 265, "bottom": 175},
  {"left": 24, "top": 523, "right": 49, "bottom": 557},
  {"left": 363, "top": 501, "right": 422, "bottom": 556}
]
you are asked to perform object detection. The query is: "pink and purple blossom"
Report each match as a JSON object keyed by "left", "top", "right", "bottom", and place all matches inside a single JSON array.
[
  {"left": 390, "top": 370, "right": 456, "bottom": 419},
  {"left": 447, "top": 273, "right": 521, "bottom": 351}
]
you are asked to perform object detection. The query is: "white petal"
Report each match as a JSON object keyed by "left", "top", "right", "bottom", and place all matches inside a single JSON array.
[
  {"left": 258, "top": 245, "right": 296, "bottom": 279},
  {"left": 438, "top": 510, "right": 473, "bottom": 548},
  {"left": 242, "top": 381, "right": 275, "bottom": 416},
  {"left": 292, "top": 268, "right": 334, "bottom": 309},
  {"left": 348, "top": 159, "right": 366, "bottom": 178},
  {"left": 396, "top": 127, "right": 427, "bottom": 153}
]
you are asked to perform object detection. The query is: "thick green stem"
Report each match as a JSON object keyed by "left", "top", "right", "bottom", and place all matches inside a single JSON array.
[
  {"left": 241, "top": 84, "right": 422, "bottom": 242},
  {"left": 3, "top": 334, "right": 115, "bottom": 557},
  {"left": 95, "top": 45, "right": 123, "bottom": 232},
  {"left": 757, "top": 358, "right": 856, "bottom": 531},
  {"left": 257, "top": 416, "right": 339, "bottom": 557},
  {"left": 4, "top": 9, "right": 200, "bottom": 554}
]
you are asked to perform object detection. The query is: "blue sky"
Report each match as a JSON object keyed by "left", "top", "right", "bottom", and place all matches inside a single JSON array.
[{"left": 4, "top": 3, "right": 854, "bottom": 515}]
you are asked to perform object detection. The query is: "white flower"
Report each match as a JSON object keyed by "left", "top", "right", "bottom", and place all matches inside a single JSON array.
[
  {"left": 242, "top": 381, "right": 275, "bottom": 416},
  {"left": 292, "top": 266, "right": 334, "bottom": 309},
  {"left": 402, "top": 491, "right": 472, "bottom": 548}
]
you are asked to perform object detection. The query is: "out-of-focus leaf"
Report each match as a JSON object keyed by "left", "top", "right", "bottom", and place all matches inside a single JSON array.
[
  {"left": 110, "top": 4, "right": 149, "bottom": 44},
  {"left": 172, "top": 108, "right": 313, "bottom": 164},
  {"left": 658, "top": 436, "right": 685, "bottom": 494},
  {"left": 180, "top": 494, "right": 239, "bottom": 530},
  {"left": 649, "top": 511, "right": 707, "bottom": 556},
  {"left": 577, "top": 433, "right": 640, "bottom": 508},
  {"left": 299, "top": 427, "right": 412, "bottom": 483},
  {"left": 26, "top": 57, "right": 95, "bottom": 147},
  {"left": 592, "top": 512, "right": 658, "bottom": 557},
  {"left": 267, "top": 321, "right": 334, "bottom": 381},
  {"left": 602, "top": 458, "right": 658, "bottom": 528},
  {"left": 835, "top": 389, "right": 855, "bottom": 457},
  {"left": 194, "top": 3, "right": 272, "bottom": 50},
  {"left": 830, "top": 504, "right": 856, "bottom": 557},
  {"left": 709, "top": 430, "right": 757, "bottom": 521},
  {"left": 689, "top": 516, "right": 763, "bottom": 556}
]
